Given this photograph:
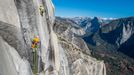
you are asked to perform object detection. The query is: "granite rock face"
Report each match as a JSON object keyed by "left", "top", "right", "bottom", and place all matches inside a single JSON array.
[{"left": 0, "top": 0, "right": 55, "bottom": 75}]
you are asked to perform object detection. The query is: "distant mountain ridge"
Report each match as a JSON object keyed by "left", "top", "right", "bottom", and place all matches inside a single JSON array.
[
  {"left": 84, "top": 16, "right": 134, "bottom": 58},
  {"left": 69, "top": 17, "right": 114, "bottom": 36},
  {"left": 56, "top": 16, "right": 134, "bottom": 57},
  {"left": 55, "top": 16, "right": 134, "bottom": 75},
  {"left": 70, "top": 17, "right": 115, "bottom": 26},
  {"left": 56, "top": 16, "right": 134, "bottom": 56}
]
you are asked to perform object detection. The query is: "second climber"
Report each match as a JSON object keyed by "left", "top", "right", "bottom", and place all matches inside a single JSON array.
[{"left": 39, "top": 5, "right": 45, "bottom": 16}]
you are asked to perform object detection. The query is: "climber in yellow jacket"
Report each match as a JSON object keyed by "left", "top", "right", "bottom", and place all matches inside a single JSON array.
[
  {"left": 31, "top": 36, "right": 40, "bottom": 74},
  {"left": 31, "top": 36, "right": 40, "bottom": 49},
  {"left": 39, "top": 5, "right": 45, "bottom": 16}
]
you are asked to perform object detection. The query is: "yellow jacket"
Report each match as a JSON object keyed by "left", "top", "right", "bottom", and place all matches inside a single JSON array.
[
  {"left": 33, "top": 37, "right": 39, "bottom": 43},
  {"left": 32, "top": 37, "right": 40, "bottom": 48}
]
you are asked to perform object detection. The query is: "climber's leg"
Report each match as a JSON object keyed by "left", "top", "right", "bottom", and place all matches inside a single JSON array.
[
  {"left": 40, "top": 11, "right": 44, "bottom": 16},
  {"left": 33, "top": 48, "right": 36, "bottom": 74},
  {"left": 33, "top": 48, "right": 38, "bottom": 75},
  {"left": 35, "top": 48, "right": 38, "bottom": 74}
]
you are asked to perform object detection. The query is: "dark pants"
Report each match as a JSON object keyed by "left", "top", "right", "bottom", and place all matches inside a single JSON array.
[{"left": 40, "top": 11, "right": 44, "bottom": 16}]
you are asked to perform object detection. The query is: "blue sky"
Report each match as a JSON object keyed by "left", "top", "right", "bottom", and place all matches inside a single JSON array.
[{"left": 52, "top": 0, "right": 134, "bottom": 18}]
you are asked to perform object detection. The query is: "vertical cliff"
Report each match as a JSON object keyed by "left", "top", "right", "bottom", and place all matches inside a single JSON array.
[
  {"left": 0, "top": 0, "right": 55, "bottom": 75},
  {"left": 0, "top": 0, "right": 106, "bottom": 75}
]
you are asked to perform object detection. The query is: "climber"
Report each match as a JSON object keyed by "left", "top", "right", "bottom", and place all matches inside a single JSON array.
[
  {"left": 31, "top": 36, "right": 40, "bottom": 51},
  {"left": 31, "top": 36, "right": 40, "bottom": 74},
  {"left": 39, "top": 5, "right": 45, "bottom": 16}
]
